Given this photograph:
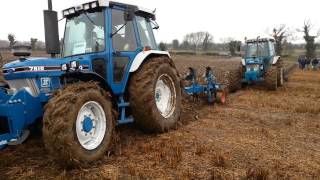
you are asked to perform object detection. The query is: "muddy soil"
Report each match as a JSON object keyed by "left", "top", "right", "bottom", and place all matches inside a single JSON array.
[{"left": 1, "top": 54, "right": 318, "bottom": 179}]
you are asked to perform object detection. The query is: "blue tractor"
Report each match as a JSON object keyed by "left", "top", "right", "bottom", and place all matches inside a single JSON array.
[
  {"left": 241, "top": 38, "right": 284, "bottom": 90},
  {"left": 0, "top": 0, "right": 182, "bottom": 166}
]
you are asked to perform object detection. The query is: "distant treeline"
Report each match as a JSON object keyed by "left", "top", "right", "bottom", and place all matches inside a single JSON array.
[{"left": 0, "top": 34, "right": 46, "bottom": 51}]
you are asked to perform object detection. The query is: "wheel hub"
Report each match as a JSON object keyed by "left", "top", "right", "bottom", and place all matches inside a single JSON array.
[
  {"left": 83, "top": 116, "right": 94, "bottom": 133},
  {"left": 76, "top": 101, "right": 106, "bottom": 150}
]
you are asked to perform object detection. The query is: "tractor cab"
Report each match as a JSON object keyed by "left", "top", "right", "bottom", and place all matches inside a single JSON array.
[
  {"left": 241, "top": 38, "right": 279, "bottom": 83},
  {"left": 1, "top": 0, "right": 182, "bottom": 164},
  {"left": 3, "top": 1, "right": 159, "bottom": 95}
]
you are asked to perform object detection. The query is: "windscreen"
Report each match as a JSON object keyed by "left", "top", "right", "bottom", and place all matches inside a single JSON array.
[
  {"left": 63, "top": 11, "right": 105, "bottom": 57},
  {"left": 245, "top": 41, "right": 269, "bottom": 58}
]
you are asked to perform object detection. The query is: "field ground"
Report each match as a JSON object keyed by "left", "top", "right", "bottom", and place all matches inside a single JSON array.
[{"left": 0, "top": 54, "right": 319, "bottom": 179}]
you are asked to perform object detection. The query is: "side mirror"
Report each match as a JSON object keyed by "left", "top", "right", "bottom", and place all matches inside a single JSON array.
[{"left": 43, "top": 10, "right": 60, "bottom": 55}]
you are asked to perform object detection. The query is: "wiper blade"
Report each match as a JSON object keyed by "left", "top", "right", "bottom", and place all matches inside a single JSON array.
[
  {"left": 110, "top": 22, "right": 127, "bottom": 38},
  {"left": 84, "top": 12, "right": 103, "bottom": 30}
]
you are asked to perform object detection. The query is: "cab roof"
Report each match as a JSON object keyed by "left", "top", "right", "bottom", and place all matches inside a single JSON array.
[
  {"left": 62, "top": 0, "right": 155, "bottom": 19},
  {"left": 246, "top": 38, "right": 275, "bottom": 43}
]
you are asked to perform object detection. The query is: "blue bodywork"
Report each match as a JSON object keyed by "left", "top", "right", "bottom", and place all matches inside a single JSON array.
[
  {"left": 242, "top": 56, "right": 272, "bottom": 83},
  {"left": 184, "top": 68, "right": 224, "bottom": 103},
  {"left": 242, "top": 39, "right": 276, "bottom": 84},
  {"left": 0, "top": 6, "right": 161, "bottom": 147}
]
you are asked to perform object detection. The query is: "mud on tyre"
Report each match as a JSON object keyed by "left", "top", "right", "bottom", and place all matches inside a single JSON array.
[
  {"left": 128, "top": 56, "right": 182, "bottom": 133},
  {"left": 43, "top": 82, "right": 114, "bottom": 167},
  {"left": 265, "top": 66, "right": 278, "bottom": 90},
  {"left": 276, "top": 59, "right": 284, "bottom": 86},
  {"left": 223, "top": 68, "right": 242, "bottom": 93}
]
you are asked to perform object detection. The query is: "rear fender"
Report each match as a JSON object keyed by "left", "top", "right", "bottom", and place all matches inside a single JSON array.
[
  {"left": 241, "top": 58, "right": 246, "bottom": 66},
  {"left": 129, "top": 50, "right": 172, "bottom": 72},
  {"left": 272, "top": 56, "right": 281, "bottom": 65}
]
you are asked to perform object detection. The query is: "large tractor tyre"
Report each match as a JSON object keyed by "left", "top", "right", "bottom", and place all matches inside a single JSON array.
[
  {"left": 276, "top": 59, "right": 284, "bottom": 86},
  {"left": 227, "top": 68, "right": 242, "bottom": 93},
  {"left": 0, "top": 145, "right": 6, "bottom": 150},
  {"left": 43, "top": 83, "right": 114, "bottom": 167},
  {"left": 265, "top": 66, "right": 278, "bottom": 91},
  {"left": 128, "top": 56, "right": 182, "bottom": 133}
]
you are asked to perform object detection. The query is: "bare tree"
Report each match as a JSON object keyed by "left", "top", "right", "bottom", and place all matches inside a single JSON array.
[
  {"left": 202, "top": 32, "right": 213, "bottom": 51},
  {"left": 271, "top": 24, "right": 288, "bottom": 56},
  {"left": 159, "top": 42, "right": 167, "bottom": 51},
  {"left": 30, "top": 38, "right": 38, "bottom": 50},
  {"left": 181, "top": 40, "right": 191, "bottom": 50},
  {"left": 228, "top": 40, "right": 241, "bottom": 56},
  {"left": 172, "top": 39, "right": 179, "bottom": 50},
  {"left": 297, "top": 20, "right": 320, "bottom": 59},
  {"left": 184, "top": 32, "right": 213, "bottom": 52},
  {"left": 7, "top": 34, "right": 16, "bottom": 48}
]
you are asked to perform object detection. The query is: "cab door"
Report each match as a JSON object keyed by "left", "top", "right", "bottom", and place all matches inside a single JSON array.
[{"left": 109, "top": 8, "right": 139, "bottom": 95}]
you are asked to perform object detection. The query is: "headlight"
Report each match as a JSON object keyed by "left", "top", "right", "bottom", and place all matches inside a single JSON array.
[
  {"left": 83, "top": 3, "right": 90, "bottom": 10},
  {"left": 70, "top": 61, "right": 80, "bottom": 69},
  {"left": 63, "top": 10, "right": 69, "bottom": 16},
  {"left": 246, "top": 64, "right": 259, "bottom": 72},
  {"left": 91, "top": 2, "right": 98, "bottom": 8},
  {"left": 69, "top": 8, "right": 76, "bottom": 14},
  {"left": 61, "top": 63, "right": 69, "bottom": 71}
]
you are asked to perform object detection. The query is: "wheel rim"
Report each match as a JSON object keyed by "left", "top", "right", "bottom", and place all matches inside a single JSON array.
[
  {"left": 76, "top": 101, "right": 106, "bottom": 150},
  {"left": 217, "top": 91, "right": 226, "bottom": 104},
  {"left": 155, "top": 74, "right": 176, "bottom": 118}
]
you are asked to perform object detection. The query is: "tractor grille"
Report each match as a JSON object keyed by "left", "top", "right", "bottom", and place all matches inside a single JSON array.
[
  {"left": 6, "top": 79, "right": 39, "bottom": 96},
  {"left": 0, "top": 117, "right": 10, "bottom": 135}
]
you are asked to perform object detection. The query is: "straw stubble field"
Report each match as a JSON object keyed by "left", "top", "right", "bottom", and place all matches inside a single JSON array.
[{"left": 0, "top": 53, "right": 319, "bottom": 179}]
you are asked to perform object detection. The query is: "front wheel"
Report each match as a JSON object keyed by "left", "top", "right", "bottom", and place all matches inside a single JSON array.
[
  {"left": 277, "top": 67, "right": 284, "bottom": 86},
  {"left": 43, "top": 83, "right": 114, "bottom": 167},
  {"left": 265, "top": 66, "right": 278, "bottom": 91},
  {"left": 277, "top": 59, "right": 284, "bottom": 86},
  {"left": 129, "top": 56, "right": 182, "bottom": 133},
  {"left": 0, "top": 145, "right": 6, "bottom": 150}
]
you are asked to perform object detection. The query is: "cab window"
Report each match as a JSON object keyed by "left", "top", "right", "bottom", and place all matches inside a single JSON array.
[
  {"left": 111, "top": 9, "right": 137, "bottom": 51},
  {"left": 136, "top": 16, "right": 157, "bottom": 49}
]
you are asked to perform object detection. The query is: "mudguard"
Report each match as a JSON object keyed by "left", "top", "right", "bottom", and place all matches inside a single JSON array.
[
  {"left": 241, "top": 58, "right": 246, "bottom": 66},
  {"left": 272, "top": 56, "right": 281, "bottom": 65},
  {"left": 129, "top": 50, "right": 171, "bottom": 72}
]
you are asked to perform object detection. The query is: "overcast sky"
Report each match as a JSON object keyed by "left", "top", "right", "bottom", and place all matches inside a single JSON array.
[{"left": 0, "top": 0, "right": 319, "bottom": 43}]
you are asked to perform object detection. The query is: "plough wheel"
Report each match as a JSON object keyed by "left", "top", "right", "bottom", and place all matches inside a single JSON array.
[{"left": 216, "top": 88, "right": 227, "bottom": 104}]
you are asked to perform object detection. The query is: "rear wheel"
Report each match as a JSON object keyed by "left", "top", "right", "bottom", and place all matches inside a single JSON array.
[
  {"left": 129, "top": 56, "right": 181, "bottom": 133},
  {"left": 265, "top": 66, "right": 278, "bottom": 90},
  {"left": 43, "top": 83, "right": 114, "bottom": 167},
  {"left": 0, "top": 145, "right": 6, "bottom": 150},
  {"left": 277, "top": 59, "right": 284, "bottom": 86},
  {"left": 226, "top": 68, "right": 242, "bottom": 93},
  {"left": 216, "top": 87, "right": 227, "bottom": 104}
]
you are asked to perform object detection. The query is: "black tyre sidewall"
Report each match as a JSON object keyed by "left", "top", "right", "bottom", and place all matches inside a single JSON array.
[
  {"left": 129, "top": 57, "right": 182, "bottom": 133},
  {"left": 43, "top": 84, "right": 114, "bottom": 166},
  {"left": 70, "top": 90, "right": 114, "bottom": 162},
  {"left": 150, "top": 64, "right": 182, "bottom": 131}
]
